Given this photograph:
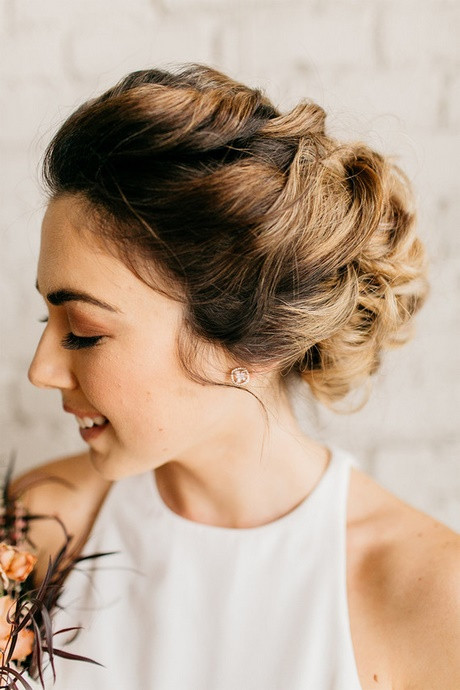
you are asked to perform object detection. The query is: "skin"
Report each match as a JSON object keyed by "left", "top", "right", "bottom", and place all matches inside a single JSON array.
[
  {"left": 18, "top": 194, "right": 460, "bottom": 689},
  {"left": 29, "top": 194, "right": 330, "bottom": 527}
]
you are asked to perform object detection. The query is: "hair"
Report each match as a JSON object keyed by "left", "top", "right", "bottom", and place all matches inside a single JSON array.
[{"left": 42, "top": 64, "right": 428, "bottom": 412}]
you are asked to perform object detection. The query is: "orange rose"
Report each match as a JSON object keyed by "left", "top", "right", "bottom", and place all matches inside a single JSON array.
[
  {"left": 0, "top": 543, "right": 37, "bottom": 583},
  {"left": 0, "top": 596, "right": 34, "bottom": 661}
]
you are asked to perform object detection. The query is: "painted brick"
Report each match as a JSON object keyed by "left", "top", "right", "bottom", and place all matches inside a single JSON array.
[
  {"left": 161, "top": 0, "right": 286, "bottom": 9},
  {"left": 426, "top": 195, "right": 460, "bottom": 260},
  {"left": 11, "top": 0, "right": 154, "bottom": 25},
  {"left": 226, "top": 2, "right": 376, "bottom": 76},
  {"left": 315, "top": 67, "right": 442, "bottom": 131},
  {"left": 11, "top": 0, "right": 73, "bottom": 25},
  {"left": 0, "top": 78, "right": 63, "bottom": 147},
  {"left": 67, "top": 11, "right": 218, "bottom": 81},
  {"left": 380, "top": 1, "right": 460, "bottom": 67},
  {"left": 411, "top": 131, "right": 460, "bottom": 200},
  {"left": 136, "top": 13, "right": 220, "bottom": 68},
  {"left": 446, "top": 73, "right": 460, "bottom": 130},
  {"left": 0, "top": 24, "right": 64, "bottom": 81},
  {"left": 372, "top": 440, "right": 460, "bottom": 531},
  {"left": 67, "top": 12, "right": 159, "bottom": 80}
]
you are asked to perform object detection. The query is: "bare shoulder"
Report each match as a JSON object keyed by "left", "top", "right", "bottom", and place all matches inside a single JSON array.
[
  {"left": 347, "top": 465, "right": 460, "bottom": 689},
  {"left": 10, "top": 452, "right": 112, "bottom": 584}
]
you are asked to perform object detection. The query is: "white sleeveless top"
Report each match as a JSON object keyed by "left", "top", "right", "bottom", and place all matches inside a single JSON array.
[{"left": 35, "top": 445, "right": 363, "bottom": 690}]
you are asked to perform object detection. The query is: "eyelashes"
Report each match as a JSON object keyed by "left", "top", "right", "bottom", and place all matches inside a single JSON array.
[
  {"left": 60, "top": 333, "right": 104, "bottom": 350},
  {"left": 38, "top": 316, "right": 104, "bottom": 350}
]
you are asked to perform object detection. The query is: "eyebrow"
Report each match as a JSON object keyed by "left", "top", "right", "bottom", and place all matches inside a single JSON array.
[{"left": 35, "top": 280, "right": 121, "bottom": 313}]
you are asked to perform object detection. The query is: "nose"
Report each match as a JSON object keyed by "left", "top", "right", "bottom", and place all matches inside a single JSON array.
[{"left": 28, "top": 328, "right": 78, "bottom": 391}]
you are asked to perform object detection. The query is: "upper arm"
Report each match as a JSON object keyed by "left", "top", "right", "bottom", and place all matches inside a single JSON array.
[
  {"left": 9, "top": 452, "right": 112, "bottom": 585},
  {"left": 409, "top": 537, "right": 460, "bottom": 688},
  {"left": 346, "top": 469, "right": 459, "bottom": 688},
  {"left": 391, "top": 524, "right": 460, "bottom": 689}
]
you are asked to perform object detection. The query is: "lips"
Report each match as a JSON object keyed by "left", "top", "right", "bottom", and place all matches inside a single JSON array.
[
  {"left": 79, "top": 421, "right": 109, "bottom": 443},
  {"left": 63, "top": 404, "right": 110, "bottom": 441}
]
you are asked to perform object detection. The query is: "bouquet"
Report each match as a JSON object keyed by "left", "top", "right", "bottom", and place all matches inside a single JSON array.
[{"left": 0, "top": 457, "right": 113, "bottom": 689}]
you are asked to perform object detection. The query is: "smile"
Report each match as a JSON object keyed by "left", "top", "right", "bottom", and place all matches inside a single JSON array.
[
  {"left": 75, "top": 415, "right": 108, "bottom": 429},
  {"left": 78, "top": 417, "right": 110, "bottom": 443}
]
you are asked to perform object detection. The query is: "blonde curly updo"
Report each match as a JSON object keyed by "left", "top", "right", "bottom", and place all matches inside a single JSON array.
[{"left": 43, "top": 64, "right": 428, "bottom": 411}]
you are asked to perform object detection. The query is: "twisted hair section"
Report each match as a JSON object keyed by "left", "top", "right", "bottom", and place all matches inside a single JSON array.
[{"left": 43, "top": 64, "right": 428, "bottom": 411}]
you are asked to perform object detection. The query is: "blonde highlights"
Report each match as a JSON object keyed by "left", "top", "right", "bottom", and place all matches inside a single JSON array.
[{"left": 43, "top": 64, "right": 428, "bottom": 411}]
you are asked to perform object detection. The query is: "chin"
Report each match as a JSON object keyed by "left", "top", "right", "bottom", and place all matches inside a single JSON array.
[
  {"left": 88, "top": 447, "right": 160, "bottom": 482},
  {"left": 88, "top": 449, "right": 133, "bottom": 482}
]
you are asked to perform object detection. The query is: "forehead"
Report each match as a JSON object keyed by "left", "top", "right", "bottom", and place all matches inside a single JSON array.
[
  {"left": 40, "top": 195, "right": 183, "bottom": 299},
  {"left": 39, "top": 196, "right": 129, "bottom": 289},
  {"left": 38, "top": 195, "right": 183, "bottom": 325}
]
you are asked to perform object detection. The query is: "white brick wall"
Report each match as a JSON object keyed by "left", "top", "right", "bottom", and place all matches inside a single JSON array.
[{"left": 1, "top": 0, "right": 458, "bottom": 530}]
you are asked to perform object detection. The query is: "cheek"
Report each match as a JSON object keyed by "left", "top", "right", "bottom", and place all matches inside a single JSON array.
[
  {"left": 77, "top": 340, "right": 224, "bottom": 446},
  {"left": 78, "top": 348, "right": 193, "bottom": 422}
]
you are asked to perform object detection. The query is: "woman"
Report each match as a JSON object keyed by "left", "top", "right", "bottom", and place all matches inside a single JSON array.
[{"left": 15, "top": 65, "right": 459, "bottom": 689}]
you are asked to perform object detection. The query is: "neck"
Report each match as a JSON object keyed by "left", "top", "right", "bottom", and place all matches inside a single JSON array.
[{"left": 154, "top": 386, "right": 330, "bottom": 529}]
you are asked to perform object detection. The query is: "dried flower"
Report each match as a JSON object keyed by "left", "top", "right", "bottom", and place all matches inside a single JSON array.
[
  {"left": 0, "top": 454, "right": 115, "bottom": 689},
  {"left": 0, "top": 595, "right": 34, "bottom": 662},
  {"left": 0, "top": 543, "right": 38, "bottom": 584}
]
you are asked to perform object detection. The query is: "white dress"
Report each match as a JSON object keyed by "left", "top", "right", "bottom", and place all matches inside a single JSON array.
[{"left": 32, "top": 444, "right": 363, "bottom": 689}]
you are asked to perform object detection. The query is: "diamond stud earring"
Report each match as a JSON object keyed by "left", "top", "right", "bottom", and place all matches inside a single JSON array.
[{"left": 230, "top": 367, "right": 250, "bottom": 385}]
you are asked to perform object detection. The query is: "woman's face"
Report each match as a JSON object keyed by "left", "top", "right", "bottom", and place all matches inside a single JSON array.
[{"left": 29, "top": 195, "right": 242, "bottom": 480}]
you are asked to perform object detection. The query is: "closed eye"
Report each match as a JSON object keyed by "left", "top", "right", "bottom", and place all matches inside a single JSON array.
[
  {"left": 38, "top": 316, "right": 104, "bottom": 350},
  {"left": 60, "top": 333, "right": 104, "bottom": 350},
  {"left": 61, "top": 333, "right": 104, "bottom": 350}
]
